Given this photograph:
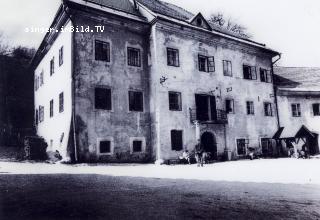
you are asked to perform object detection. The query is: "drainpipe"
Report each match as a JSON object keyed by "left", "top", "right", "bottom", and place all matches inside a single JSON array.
[
  {"left": 271, "top": 53, "right": 281, "bottom": 129},
  {"left": 63, "top": 1, "right": 78, "bottom": 162}
]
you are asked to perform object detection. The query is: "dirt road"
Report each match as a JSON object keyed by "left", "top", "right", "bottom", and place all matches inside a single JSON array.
[{"left": 0, "top": 174, "right": 319, "bottom": 220}]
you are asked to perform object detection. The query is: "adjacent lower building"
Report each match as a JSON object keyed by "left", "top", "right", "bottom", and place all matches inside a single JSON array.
[
  {"left": 31, "top": 0, "right": 281, "bottom": 163},
  {"left": 274, "top": 67, "right": 320, "bottom": 156}
]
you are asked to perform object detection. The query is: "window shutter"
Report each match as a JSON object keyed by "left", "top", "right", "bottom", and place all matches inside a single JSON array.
[
  {"left": 208, "top": 56, "right": 215, "bottom": 72},
  {"left": 251, "top": 66, "right": 257, "bottom": 80}
]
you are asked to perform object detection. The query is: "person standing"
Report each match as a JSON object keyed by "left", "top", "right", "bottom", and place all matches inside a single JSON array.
[{"left": 195, "top": 140, "right": 204, "bottom": 167}]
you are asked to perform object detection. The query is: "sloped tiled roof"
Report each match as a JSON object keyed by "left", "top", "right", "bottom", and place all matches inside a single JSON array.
[
  {"left": 137, "top": 0, "right": 194, "bottom": 21},
  {"left": 85, "top": 0, "right": 141, "bottom": 16},
  {"left": 274, "top": 67, "right": 320, "bottom": 92}
]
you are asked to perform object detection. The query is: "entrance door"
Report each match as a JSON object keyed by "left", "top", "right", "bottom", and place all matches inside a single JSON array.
[{"left": 201, "top": 132, "right": 217, "bottom": 159}]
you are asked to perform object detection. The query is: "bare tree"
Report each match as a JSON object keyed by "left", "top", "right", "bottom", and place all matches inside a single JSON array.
[{"left": 209, "top": 13, "right": 251, "bottom": 39}]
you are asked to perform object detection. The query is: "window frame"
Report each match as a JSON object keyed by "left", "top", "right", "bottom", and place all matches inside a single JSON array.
[
  {"left": 223, "top": 60, "right": 232, "bottom": 77},
  {"left": 130, "top": 137, "right": 146, "bottom": 154},
  {"left": 198, "top": 55, "right": 215, "bottom": 72},
  {"left": 128, "top": 90, "right": 144, "bottom": 112},
  {"left": 291, "top": 103, "right": 301, "bottom": 117},
  {"left": 59, "top": 46, "right": 64, "bottom": 66},
  {"left": 171, "top": 129, "right": 183, "bottom": 151},
  {"left": 50, "top": 57, "right": 55, "bottom": 76},
  {"left": 94, "top": 87, "right": 112, "bottom": 111},
  {"left": 243, "top": 64, "right": 257, "bottom": 80},
  {"left": 313, "top": 103, "right": 320, "bottom": 116},
  {"left": 127, "top": 47, "right": 141, "bottom": 67},
  {"left": 97, "top": 137, "right": 114, "bottom": 155},
  {"left": 264, "top": 102, "right": 273, "bottom": 117},
  {"left": 236, "top": 138, "right": 249, "bottom": 156},
  {"left": 50, "top": 99, "right": 54, "bottom": 118},
  {"left": 167, "top": 48, "right": 180, "bottom": 67},
  {"left": 168, "top": 91, "right": 182, "bottom": 111},
  {"left": 260, "top": 68, "right": 272, "bottom": 83},
  {"left": 39, "top": 106, "right": 44, "bottom": 123},
  {"left": 95, "top": 40, "right": 110, "bottom": 62},
  {"left": 246, "top": 101, "right": 255, "bottom": 115},
  {"left": 59, "top": 92, "right": 64, "bottom": 113},
  {"left": 225, "top": 99, "right": 235, "bottom": 114}
]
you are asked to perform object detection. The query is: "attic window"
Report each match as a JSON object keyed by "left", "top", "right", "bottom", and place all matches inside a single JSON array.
[{"left": 196, "top": 18, "right": 203, "bottom": 26}]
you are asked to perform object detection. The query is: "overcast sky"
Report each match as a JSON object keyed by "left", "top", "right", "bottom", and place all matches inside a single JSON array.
[{"left": 0, "top": 0, "right": 319, "bottom": 67}]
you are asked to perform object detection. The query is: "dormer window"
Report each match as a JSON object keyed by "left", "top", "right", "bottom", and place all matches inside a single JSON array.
[{"left": 196, "top": 18, "right": 203, "bottom": 26}]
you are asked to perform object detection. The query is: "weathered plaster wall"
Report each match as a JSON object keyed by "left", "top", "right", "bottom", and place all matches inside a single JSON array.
[
  {"left": 277, "top": 94, "right": 320, "bottom": 149},
  {"left": 73, "top": 10, "right": 151, "bottom": 162},
  {"left": 35, "top": 21, "right": 73, "bottom": 158},
  {"left": 150, "top": 20, "right": 278, "bottom": 160}
]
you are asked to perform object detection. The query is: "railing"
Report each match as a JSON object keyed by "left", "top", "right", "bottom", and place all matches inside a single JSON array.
[{"left": 189, "top": 108, "right": 228, "bottom": 124}]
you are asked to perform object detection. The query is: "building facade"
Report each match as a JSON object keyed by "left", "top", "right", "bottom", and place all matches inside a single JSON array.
[
  {"left": 274, "top": 67, "right": 320, "bottom": 156},
  {"left": 32, "top": 0, "right": 280, "bottom": 162}
]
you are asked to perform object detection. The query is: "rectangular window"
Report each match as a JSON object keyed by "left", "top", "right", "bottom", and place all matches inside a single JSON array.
[
  {"left": 226, "top": 99, "right": 234, "bottom": 114},
  {"left": 59, "top": 92, "right": 64, "bottom": 113},
  {"left": 237, "top": 139, "right": 249, "bottom": 155},
  {"left": 246, "top": 101, "right": 254, "bottom": 115},
  {"left": 243, "top": 65, "right": 257, "bottom": 80},
  {"left": 50, "top": 99, "right": 54, "bottom": 118},
  {"left": 35, "top": 75, "right": 39, "bottom": 91},
  {"left": 50, "top": 57, "right": 55, "bottom": 76},
  {"left": 171, "top": 130, "right": 183, "bottom": 151},
  {"left": 40, "top": 71, "right": 44, "bottom": 86},
  {"left": 95, "top": 40, "right": 110, "bottom": 62},
  {"left": 223, "top": 60, "right": 232, "bottom": 76},
  {"left": 100, "top": 140, "right": 111, "bottom": 154},
  {"left": 313, "top": 103, "right": 320, "bottom": 116},
  {"left": 35, "top": 109, "right": 39, "bottom": 125},
  {"left": 264, "top": 102, "right": 273, "bottom": 116},
  {"left": 132, "top": 140, "right": 143, "bottom": 152},
  {"left": 127, "top": 47, "right": 141, "bottom": 67},
  {"left": 260, "top": 68, "right": 272, "bottom": 83},
  {"left": 198, "top": 55, "right": 215, "bottom": 72},
  {"left": 167, "top": 48, "right": 179, "bottom": 67},
  {"left": 291, "top": 103, "right": 301, "bottom": 117},
  {"left": 95, "top": 87, "right": 112, "bottom": 110},
  {"left": 39, "top": 106, "right": 44, "bottom": 122},
  {"left": 129, "top": 91, "right": 143, "bottom": 112},
  {"left": 59, "top": 46, "right": 63, "bottom": 66},
  {"left": 168, "top": 92, "right": 182, "bottom": 111}
]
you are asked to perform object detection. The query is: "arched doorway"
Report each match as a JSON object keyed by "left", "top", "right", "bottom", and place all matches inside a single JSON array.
[{"left": 201, "top": 132, "right": 217, "bottom": 160}]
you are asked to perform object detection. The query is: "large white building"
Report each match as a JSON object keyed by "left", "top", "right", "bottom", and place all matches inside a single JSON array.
[{"left": 32, "top": 0, "right": 281, "bottom": 163}]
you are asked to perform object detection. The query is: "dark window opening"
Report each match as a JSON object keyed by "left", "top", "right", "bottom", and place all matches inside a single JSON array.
[
  {"left": 59, "top": 46, "right": 64, "bottom": 66},
  {"left": 171, "top": 130, "right": 183, "bottom": 151},
  {"left": 50, "top": 99, "right": 54, "bottom": 118},
  {"left": 133, "top": 140, "right": 142, "bottom": 152},
  {"left": 198, "top": 55, "right": 214, "bottom": 72},
  {"left": 313, "top": 103, "right": 320, "bottom": 116},
  {"left": 95, "top": 87, "right": 112, "bottom": 110},
  {"left": 59, "top": 92, "right": 64, "bottom": 113},
  {"left": 195, "top": 94, "right": 216, "bottom": 121},
  {"left": 129, "top": 91, "right": 143, "bottom": 112},
  {"left": 35, "top": 109, "right": 39, "bottom": 125},
  {"left": 246, "top": 101, "right": 254, "bottom": 115},
  {"left": 95, "top": 40, "right": 110, "bottom": 62},
  {"left": 196, "top": 18, "right": 203, "bottom": 26},
  {"left": 223, "top": 60, "right": 232, "bottom": 76},
  {"left": 260, "top": 68, "right": 272, "bottom": 83},
  {"left": 261, "top": 138, "right": 273, "bottom": 156},
  {"left": 291, "top": 103, "right": 301, "bottom": 117},
  {"left": 167, "top": 48, "right": 179, "bottom": 67},
  {"left": 127, "top": 47, "right": 141, "bottom": 67},
  {"left": 169, "top": 92, "right": 182, "bottom": 111},
  {"left": 226, "top": 99, "right": 234, "bottom": 114},
  {"left": 100, "top": 141, "right": 111, "bottom": 154},
  {"left": 237, "top": 139, "right": 249, "bottom": 155},
  {"left": 243, "top": 65, "right": 257, "bottom": 80},
  {"left": 50, "top": 57, "right": 55, "bottom": 76},
  {"left": 264, "top": 102, "right": 273, "bottom": 116},
  {"left": 39, "top": 106, "right": 44, "bottom": 122}
]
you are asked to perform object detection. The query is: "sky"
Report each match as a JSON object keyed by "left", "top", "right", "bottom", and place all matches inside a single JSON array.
[{"left": 0, "top": 0, "right": 319, "bottom": 67}]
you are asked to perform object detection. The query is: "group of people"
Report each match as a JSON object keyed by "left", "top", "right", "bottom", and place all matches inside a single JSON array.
[{"left": 179, "top": 140, "right": 209, "bottom": 167}]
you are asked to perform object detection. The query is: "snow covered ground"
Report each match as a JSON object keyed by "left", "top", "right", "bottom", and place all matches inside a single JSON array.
[{"left": 0, "top": 158, "right": 319, "bottom": 185}]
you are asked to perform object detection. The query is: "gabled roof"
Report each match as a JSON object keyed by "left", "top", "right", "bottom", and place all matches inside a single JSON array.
[
  {"left": 84, "top": 0, "right": 141, "bottom": 16},
  {"left": 274, "top": 67, "right": 320, "bottom": 92}
]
